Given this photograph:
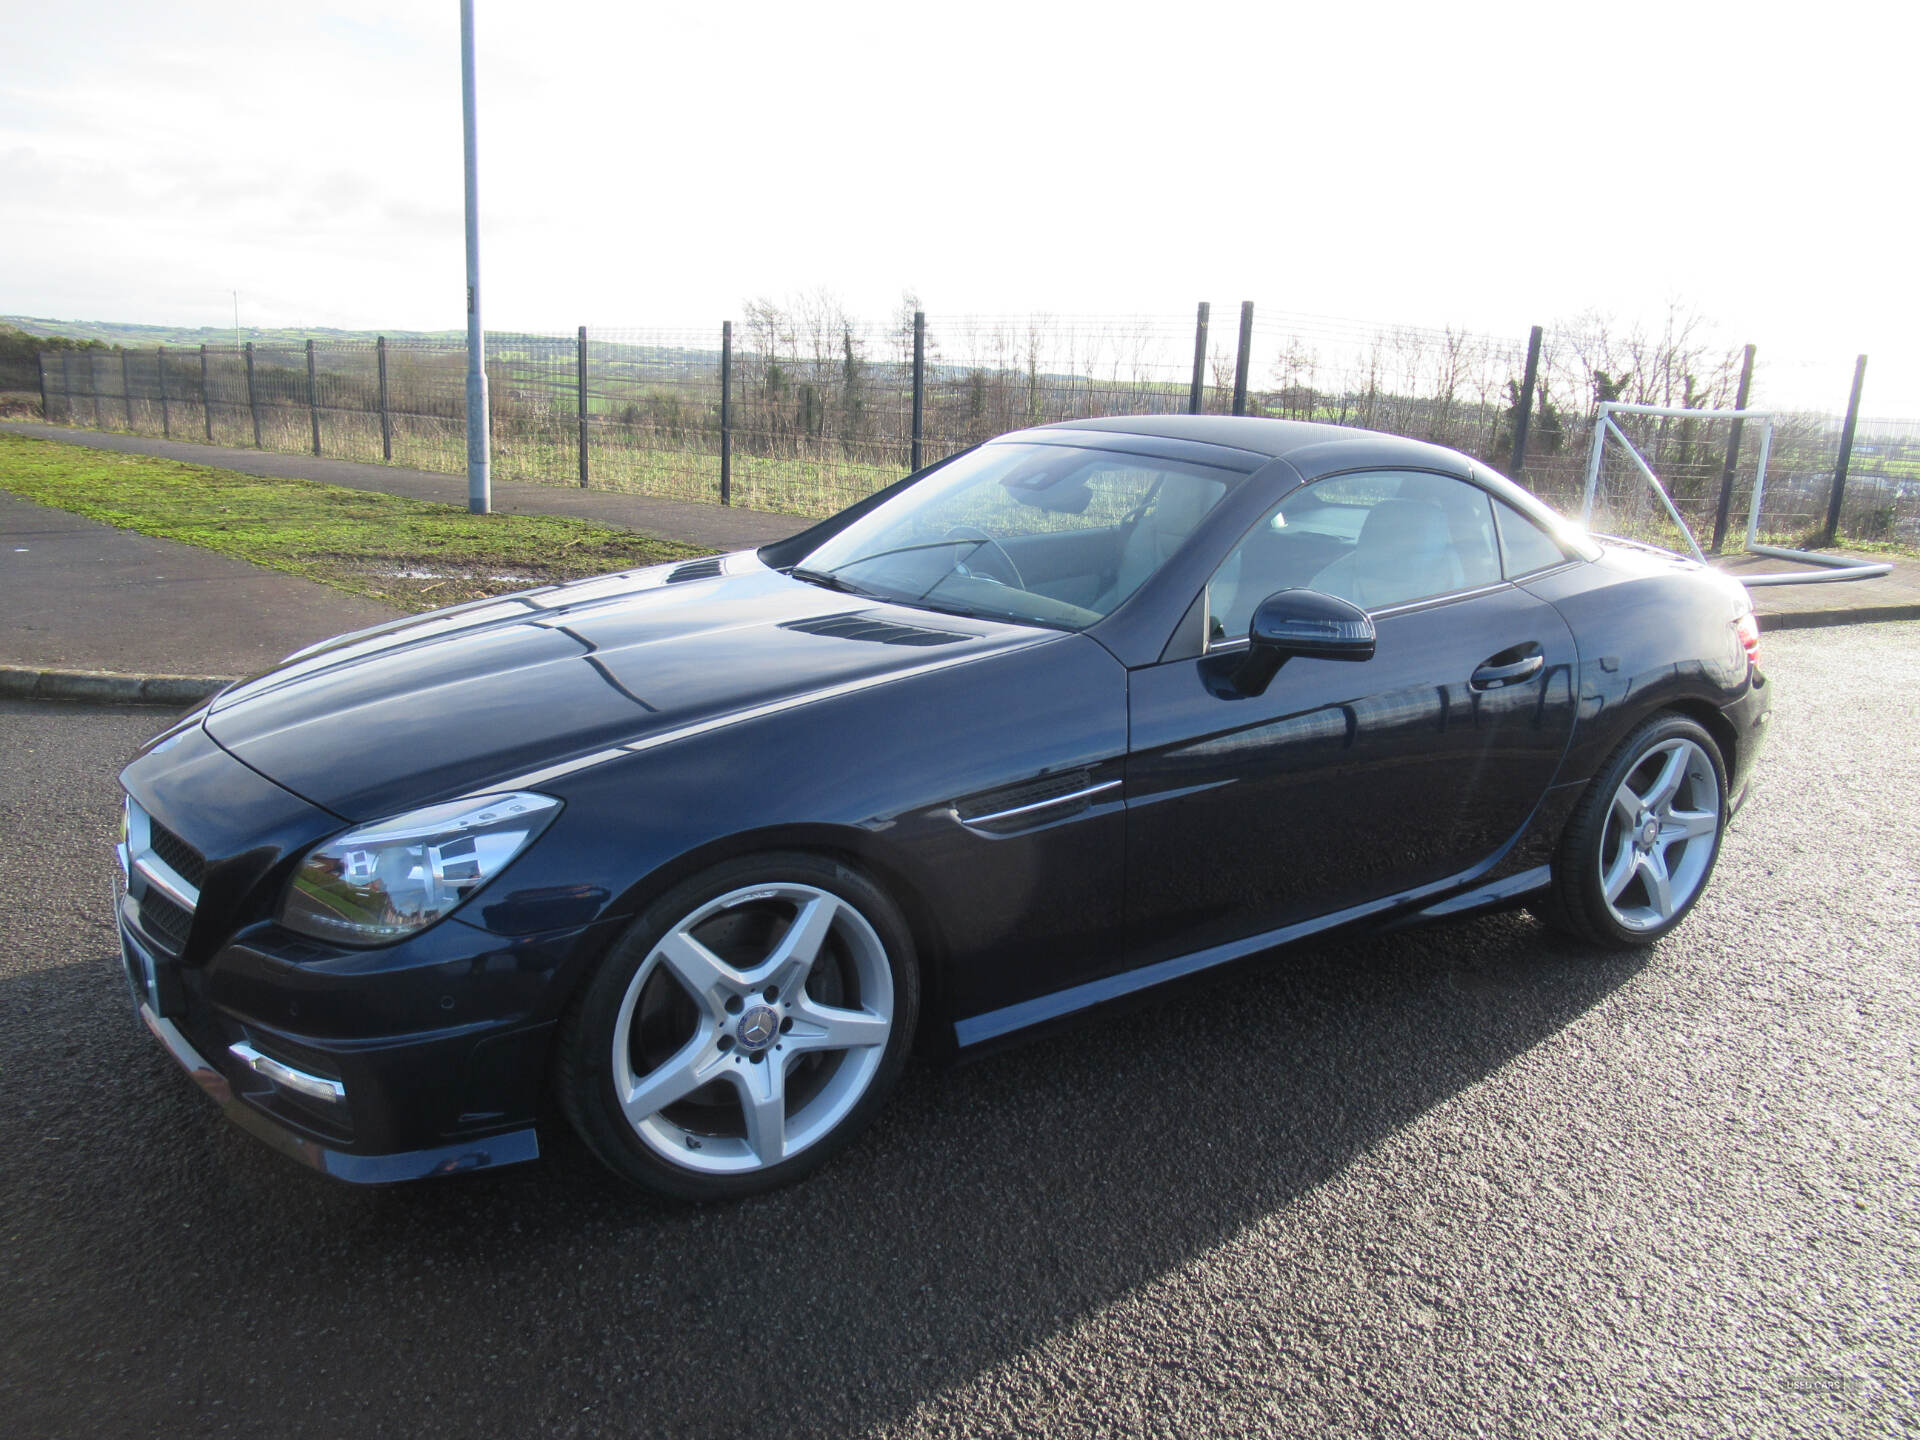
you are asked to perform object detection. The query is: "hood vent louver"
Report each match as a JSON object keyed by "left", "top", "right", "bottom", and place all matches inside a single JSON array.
[
  {"left": 666, "top": 557, "right": 726, "bottom": 584},
  {"left": 781, "top": 612, "right": 969, "bottom": 647}
]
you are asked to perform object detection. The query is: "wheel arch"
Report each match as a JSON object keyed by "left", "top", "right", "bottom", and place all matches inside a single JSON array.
[
  {"left": 1658, "top": 697, "right": 1737, "bottom": 783},
  {"left": 592, "top": 823, "right": 955, "bottom": 1053}
]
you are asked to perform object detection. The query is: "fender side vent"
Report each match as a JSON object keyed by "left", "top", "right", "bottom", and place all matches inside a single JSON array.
[
  {"left": 955, "top": 768, "right": 1115, "bottom": 833},
  {"left": 782, "top": 612, "right": 967, "bottom": 647}
]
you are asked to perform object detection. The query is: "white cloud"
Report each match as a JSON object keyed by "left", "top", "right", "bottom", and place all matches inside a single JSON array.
[{"left": 0, "top": 0, "right": 1913, "bottom": 410}]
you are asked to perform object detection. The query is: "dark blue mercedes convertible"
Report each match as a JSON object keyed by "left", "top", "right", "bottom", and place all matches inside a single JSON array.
[{"left": 114, "top": 416, "right": 1770, "bottom": 1198}]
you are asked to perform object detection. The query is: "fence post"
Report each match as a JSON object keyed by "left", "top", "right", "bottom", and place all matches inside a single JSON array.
[
  {"left": 200, "top": 345, "right": 214, "bottom": 443},
  {"left": 911, "top": 311, "right": 926, "bottom": 471},
  {"left": 1188, "top": 302, "right": 1211, "bottom": 415},
  {"left": 157, "top": 346, "right": 172, "bottom": 439},
  {"left": 375, "top": 337, "right": 392, "bottom": 461},
  {"left": 63, "top": 351, "right": 76, "bottom": 425},
  {"left": 1823, "top": 354, "right": 1869, "bottom": 547},
  {"left": 1231, "top": 301, "right": 1254, "bottom": 417},
  {"left": 36, "top": 352, "right": 50, "bottom": 422},
  {"left": 719, "top": 320, "right": 733, "bottom": 506},
  {"left": 305, "top": 339, "right": 321, "bottom": 456},
  {"left": 576, "top": 326, "right": 589, "bottom": 488},
  {"left": 120, "top": 348, "right": 134, "bottom": 430},
  {"left": 245, "top": 342, "right": 262, "bottom": 448},
  {"left": 1508, "top": 325, "right": 1543, "bottom": 480},
  {"left": 1709, "top": 343, "right": 1757, "bottom": 552}
]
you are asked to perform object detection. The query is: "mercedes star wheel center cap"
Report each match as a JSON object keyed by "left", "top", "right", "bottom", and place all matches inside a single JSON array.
[
  {"left": 738, "top": 1005, "right": 778, "bottom": 1051},
  {"left": 1640, "top": 819, "right": 1661, "bottom": 849}
]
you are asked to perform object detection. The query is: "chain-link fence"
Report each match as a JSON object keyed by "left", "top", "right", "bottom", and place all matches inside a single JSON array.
[{"left": 31, "top": 307, "right": 1915, "bottom": 545}]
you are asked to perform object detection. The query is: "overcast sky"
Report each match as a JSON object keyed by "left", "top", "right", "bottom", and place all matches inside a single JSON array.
[{"left": 1, "top": 0, "right": 1913, "bottom": 411}]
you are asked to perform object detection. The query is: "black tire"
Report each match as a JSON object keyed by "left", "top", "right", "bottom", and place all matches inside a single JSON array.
[
  {"left": 1534, "top": 713, "right": 1728, "bottom": 947},
  {"left": 555, "top": 851, "right": 920, "bottom": 1201}
]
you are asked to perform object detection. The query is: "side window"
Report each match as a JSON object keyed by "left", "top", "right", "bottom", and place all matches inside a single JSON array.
[
  {"left": 1206, "top": 471, "right": 1502, "bottom": 640},
  {"left": 1493, "top": 498, "right": 1571, "bottom": 577}
]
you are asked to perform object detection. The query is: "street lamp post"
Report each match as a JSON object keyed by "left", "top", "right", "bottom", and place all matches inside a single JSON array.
[{"left": 460, "top": 0, "right": 490, "bottom": 514}]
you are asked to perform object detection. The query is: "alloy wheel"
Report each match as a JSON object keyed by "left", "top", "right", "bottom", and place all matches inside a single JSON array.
[
  {"left": 609, "top": 882, "right": 895, "bottom": 1175},
  {"left": 1596, "top": 736, "right": 1721, "bottom": 933}
]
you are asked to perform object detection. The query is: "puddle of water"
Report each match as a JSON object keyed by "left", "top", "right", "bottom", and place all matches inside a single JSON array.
[{"left": 374, "top": 568, "right": 545, "bottom": 584}]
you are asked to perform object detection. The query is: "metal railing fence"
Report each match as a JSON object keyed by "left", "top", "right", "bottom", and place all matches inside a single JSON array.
[{"left": 32, "top": 307, "right": 1914, "bottom": 546}]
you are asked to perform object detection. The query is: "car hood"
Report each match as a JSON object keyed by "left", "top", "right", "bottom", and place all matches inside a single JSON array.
[{"left": 202, "top": 552, "right": 1050, "bottom": 819}]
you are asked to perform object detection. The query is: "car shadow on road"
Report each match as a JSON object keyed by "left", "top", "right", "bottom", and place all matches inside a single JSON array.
[{"left": 3, "top": 908, "right": 1648, "bottom": 1437}]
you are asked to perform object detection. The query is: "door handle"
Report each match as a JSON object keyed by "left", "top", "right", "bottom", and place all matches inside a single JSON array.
[{"left": 1471, "top": 652, "right": 1544, "bottom": 690}]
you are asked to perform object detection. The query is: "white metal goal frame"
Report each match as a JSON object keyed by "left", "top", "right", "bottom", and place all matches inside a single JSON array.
[{"left": 1580, "top": 402, "right": 1891, "bottom": 586}]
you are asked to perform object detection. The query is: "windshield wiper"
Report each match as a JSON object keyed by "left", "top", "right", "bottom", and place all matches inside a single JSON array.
[
  {"left": 903, "top": 593, "right": 1075, "bottom": 633},
  {"left": 817, "top": 538, "right": 983, "bottom": 575},
  {"left": 790, "top": 567, "right": 872, "bottom": 596}
]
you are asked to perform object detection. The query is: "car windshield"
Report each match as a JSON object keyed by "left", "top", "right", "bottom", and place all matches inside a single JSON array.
[{"left": 793, "top": 443, "right": 1242, "bottom": 629}]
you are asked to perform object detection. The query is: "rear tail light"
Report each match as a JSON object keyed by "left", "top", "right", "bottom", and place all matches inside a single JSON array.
[{"left": 1734, "top": 610, "right": 1761, "bottom": 669}]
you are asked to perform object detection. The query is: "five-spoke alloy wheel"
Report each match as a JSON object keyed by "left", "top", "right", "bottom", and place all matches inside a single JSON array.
[
  {"left": 557, "top": 853, "right": 919, "bottom": 1200},
  {"left": 1538, "top": 712, "right": 1729, "bottom": 946}
]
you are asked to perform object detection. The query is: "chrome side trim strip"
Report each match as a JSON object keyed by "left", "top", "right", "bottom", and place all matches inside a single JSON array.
[
  {"left": 1202, "top": 582, "right": 1519, "bottom": 655},
  {"left": 230, "top": 1041, "right": 347, "bottom": 1104},
  {"left": 960, "top": 780, "right": 1121, "bottom": 828},
  {"left": 1369, "top": 580, "right": 1512, "bottom": 620},
  {"left": 132, "top": 854, "right": 200, "bottom": 912}
]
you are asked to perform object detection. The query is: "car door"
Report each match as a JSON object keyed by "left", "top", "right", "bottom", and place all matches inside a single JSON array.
[{"left": 1123, "top": 469, "right": 1579, "bottom": 969}]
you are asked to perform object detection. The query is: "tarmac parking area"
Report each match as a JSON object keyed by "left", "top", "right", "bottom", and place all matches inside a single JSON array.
[{"left": 1, "top": 623, "right": 1914, "bottom": 1439}]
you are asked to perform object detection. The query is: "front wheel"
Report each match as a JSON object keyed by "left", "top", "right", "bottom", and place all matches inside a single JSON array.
[
  {"left": 556, "top": 853, "right": 919, "bottom": 1201},
  {"left": 1536, "top": 714, "right": 1728, "bottom": 946}
]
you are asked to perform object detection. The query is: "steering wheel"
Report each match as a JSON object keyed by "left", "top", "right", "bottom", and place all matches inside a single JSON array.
[{"left": 943, "top": 526, "right": 1026, "bottom": 589}]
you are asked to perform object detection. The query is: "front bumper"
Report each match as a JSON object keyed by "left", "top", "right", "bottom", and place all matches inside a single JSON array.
[
  {"left": 116, "top": 867, "right": 613, "bottom": 1185},
  {"left": 135, "top": 996, "right": 540, "bottom": 1183},
  {"left": 113, "top": 717, "right": 629, "bottom": 1183}
]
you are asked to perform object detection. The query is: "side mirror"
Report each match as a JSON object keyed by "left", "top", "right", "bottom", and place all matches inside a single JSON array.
[{"left": 1233, "top": 588, "right": 1375, "bottom": 696}]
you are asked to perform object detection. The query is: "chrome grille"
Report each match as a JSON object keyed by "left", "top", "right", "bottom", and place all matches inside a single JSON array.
[
  {"left": 139, "top": 890, "right": 194, "bottom": 950},
  {"left": 122, "top": 794, "right": 201, "bottom": 955},
  {"left": 147, "top": 820, "right": 207, "bottom": 889}
]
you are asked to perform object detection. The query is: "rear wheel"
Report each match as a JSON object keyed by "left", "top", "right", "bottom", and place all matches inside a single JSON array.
[
  {"left": 556, "top": 853, "right": 919, "bottom": 1200},
  {"left": 1536, "top": 713, "right": 1727, "bottom": 946}
]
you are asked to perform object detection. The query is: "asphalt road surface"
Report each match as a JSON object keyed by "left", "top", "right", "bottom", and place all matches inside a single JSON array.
[{"left": 2, "top": 624, "right": 1914, "bottom": 1439}]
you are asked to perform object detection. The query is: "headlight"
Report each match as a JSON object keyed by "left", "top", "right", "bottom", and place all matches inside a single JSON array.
[{"left": 279, "top": 793, "right": 561, "bottom": 945}]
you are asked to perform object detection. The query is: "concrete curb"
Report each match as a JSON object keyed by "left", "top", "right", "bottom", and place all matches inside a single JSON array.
[
  {"left": 0, "top": 666, "right": 235, "bottom": 707},
  {"left": 1755, "top": 604, "right": 1920, "bottom": 632}
]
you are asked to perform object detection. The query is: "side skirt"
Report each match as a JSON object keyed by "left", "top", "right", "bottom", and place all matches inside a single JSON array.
[{"left": 950, "top": 863, "right": 1553, "bottom": 1049}]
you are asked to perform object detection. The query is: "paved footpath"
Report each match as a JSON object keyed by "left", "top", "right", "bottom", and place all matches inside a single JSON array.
[
  {"left": 1712, "top": 548, "right": 1920, "bottom": 630},
  {"left": 1, "top": 492, "right": 402, "bottom": 681}
]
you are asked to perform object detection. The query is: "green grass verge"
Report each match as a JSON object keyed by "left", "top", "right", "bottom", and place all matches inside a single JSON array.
[{"left": 0, "top": 433, "right": 712, "bottom": 612}]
